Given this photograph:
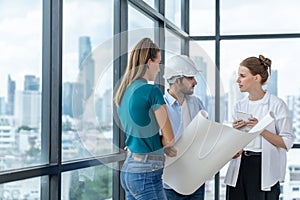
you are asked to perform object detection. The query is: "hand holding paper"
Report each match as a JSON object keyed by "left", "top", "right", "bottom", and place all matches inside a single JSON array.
[{"left": 163, "top": 110, "right": 274, "bottom": 195}]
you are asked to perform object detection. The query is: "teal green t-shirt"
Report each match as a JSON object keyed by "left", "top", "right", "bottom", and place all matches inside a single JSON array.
[{"left": 117, "top": 78, "right": 165, "bottom": 155}]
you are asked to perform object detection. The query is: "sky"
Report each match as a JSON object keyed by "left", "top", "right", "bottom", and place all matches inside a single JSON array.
[
  {"left": 0, "top": 0, "right": 42, "bottom": 97},
  {"left": 1, "top": 0, "right": 300, "bottom": 101}
]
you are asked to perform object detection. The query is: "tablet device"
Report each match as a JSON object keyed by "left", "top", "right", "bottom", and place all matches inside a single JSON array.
[{"left": 237, "top": 111, "right": 252, "bottom": 121}]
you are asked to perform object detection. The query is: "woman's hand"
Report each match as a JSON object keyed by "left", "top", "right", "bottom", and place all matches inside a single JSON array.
[
  {"left": 232, "top": 149, "right": 243, "bottom": 159},
  {"left": 163, "top": 146, "right": 177, "bottom": 157},
  {"left": 232, "top": 119, "right": 247, "bottom": 129},
  {"left": 246, "top": 117, "right": 258, "bottom": 128}
]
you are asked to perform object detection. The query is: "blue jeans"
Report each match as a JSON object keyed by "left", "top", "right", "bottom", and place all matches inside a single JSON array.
[
  {"left": 120, "top": 153, "right": 167, "bottom": 200},
  {"left": 164, "top": 184, "right": 205, "bottom": 200}
]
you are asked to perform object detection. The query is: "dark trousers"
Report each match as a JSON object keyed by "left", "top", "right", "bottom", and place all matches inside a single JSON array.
[
  {"left": 164, "top": 184, "right": 205, "bottom": 200},
  {"left": 226, "top": 154, "right": 280, "bottom": 200}
]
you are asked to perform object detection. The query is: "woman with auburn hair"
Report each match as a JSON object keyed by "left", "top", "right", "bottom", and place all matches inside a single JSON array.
[
  {"left": 114, "top": 38, "right": 176, "bottom": 200},
  {"left": 225, "top": 55, "right": 295, "bottom": 200}
]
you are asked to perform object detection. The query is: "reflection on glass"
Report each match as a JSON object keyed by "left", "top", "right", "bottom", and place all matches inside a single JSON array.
[
  {"left": 165, "top": 0, "right": 181, "bottom": 28},
  {"left": 190, "top": 0, "right": 215, "bottom": 36},
  {"left": 220, "top": 0, "right": 300, "bottom": 35},
  {"left": 0, "top": 0, "right": 45, "bottom": 172},
  {"left": 220, "top": 39, "right": 300, "bottom": 144},
  {"left": 165, "top": 29, "right": 181, "bottom": 61},
  {"left": 62, "top": 0, "right": 114, "bottom": 161},
  {"left": 62, "top": 164, "right": 113, "bottom": 200},
  {"left": 190, "top": 42, "right": 217, "bottom": 200},
  {"left": 0, "top": 177, "right": 41, "bottom": 199},
  {"left": 128, "top": 5, "right": 155, "bottom": 50},
  {"left": 189, "top": 41, "right": 216, "bottom": 121},
  {"left": 165, "top": 29, "right": 182, "bottom": 91}
]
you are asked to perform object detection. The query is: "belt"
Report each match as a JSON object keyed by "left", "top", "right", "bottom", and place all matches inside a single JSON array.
[
  {"left": 243, "top": 151, "right": 261, "bottom": 156},
  {"left": 128, "top": 152, "right": 165, "bottom": 162}
]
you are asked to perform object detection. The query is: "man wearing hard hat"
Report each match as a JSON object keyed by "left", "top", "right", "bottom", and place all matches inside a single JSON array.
[{"left": 163, "top": 55, "right": 206, "bottom": 200}]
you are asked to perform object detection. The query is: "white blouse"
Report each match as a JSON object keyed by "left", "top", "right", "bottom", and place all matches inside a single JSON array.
[{"left": 224, "top": 91, "right": 295, "bottom": 191}]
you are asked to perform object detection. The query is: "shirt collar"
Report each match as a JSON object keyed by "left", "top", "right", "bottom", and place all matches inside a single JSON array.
[
  {"left": 137, "top": 78, "right": 147, "bottom": 83},
  {"left": 165, "top": 90, "right": 179, "bottom": 106},
  {"left": 245, "top": 91, "right": 270, "bottom": 105},
  {"left": 260, "top": 91, "right": 270, "bottom": 105}
]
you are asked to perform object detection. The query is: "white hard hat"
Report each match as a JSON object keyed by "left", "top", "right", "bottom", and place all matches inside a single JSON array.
[{"left": 164, "top": 55, "right": 200, "bottom": 83}]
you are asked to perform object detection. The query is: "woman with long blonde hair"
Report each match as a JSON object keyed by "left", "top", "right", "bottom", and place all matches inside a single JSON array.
[{"left": 114, "top": 38, "right": 176, "bottom": 200}]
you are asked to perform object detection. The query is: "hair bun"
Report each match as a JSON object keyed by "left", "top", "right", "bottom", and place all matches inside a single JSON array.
[{"left": 258, "top": 55, "right": 272, "bottom": 68}]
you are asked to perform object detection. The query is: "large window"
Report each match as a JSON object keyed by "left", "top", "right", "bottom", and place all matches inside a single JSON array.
[
  {"left": 62, "top": 0, "right": 114, "bottom": 162},
  {"left": 0, "top": 0, "right": 44, "bottom": 171},
  {"left": 220, "top": 0, "right": 300, "bottom": 35},
  {"left": 190, "top": 0, "right": 215, "bottom": 36}
]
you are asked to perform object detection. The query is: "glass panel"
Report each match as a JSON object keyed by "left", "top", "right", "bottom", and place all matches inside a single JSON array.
[
  {"left": 165, "top": 30, "right": 181, "bottom": 61},
  {"left": 189, "top": 41, "right": 216, "bottom": 121},
  {"left": 0, "top": 0, "right": 45, "bottom": 171},
  {"left": 62, "top": 0, "right": 114, "bottom": 161},
  {"left": 0, "top": 177, "right": 42, "bottom": 199},
  {"left": 165, "top": 0, "right": 181, "bottom": 28},
  {"left": 189, "top": 40, "right": 216, "bottom": 199},
  {"left": 164, "top": 29, "right": 182, "bottom": 89},
  {"left": 128, "top": 5, "right": 155, "bottom": 50},
  {"left": 221, "top": 0, "right": 300, "bottom": 35},
  {"left": 190, "top": 0, "right": 215, "bottom": 36},
  {"left": 62, "top": 164, "right": 113, "bottom": 200}
]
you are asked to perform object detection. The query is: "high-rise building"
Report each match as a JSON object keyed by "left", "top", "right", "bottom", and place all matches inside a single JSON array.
[
  {"left": 227, "top": 71, "right": 245, "bottom": 121},
  {"left": 6, "top": 75, "right": 16, "bottom": 115},
  {"left": 78, "top": 36, "right": 95, "bottom": 100},
  {"left": 95, "top": 97, "right": 104, "bottom": 125},
  {"left": 287, "top": 95, "right": 295, "bottom": 121},
  {"left": 192, "top": 56, "right": 208, "bottom": 107},
  {"left": 287, "top": 95, "right": 300, "bottom": 142},
  {"left": 79, "top": 36, "right": 92, "bottom": 69},
  {"left": 266, "top": 69, "right": 278, "bottom": 96},
  {"left": 72, "top": 82, "right": 84, "bottom": 117},
  {"left": 0, "top": 117, "right": 15, "bottom": 154},
  {"left": 63, "top": 82, "right": 74, "bottom": 117},
  {"left": 0, "top": 97, "right": 5, "bottom": 115},
  {"left": 186, "top": 56, "right": 218, "bottom": 120},
  {"left": 15, "top": 90, "right": 41, "bottom": 128},
  {"left": 24, "top": 75, "right": 40, "bottom": 91},
  {"left": 14, "top": 75, "right": 41, "bottom": 128},
  {"left": 103, "top": 89, "right": 112, "bottom": 125}
]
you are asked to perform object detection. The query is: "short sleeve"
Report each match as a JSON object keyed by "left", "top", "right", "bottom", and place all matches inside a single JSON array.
[{"left": 149, "top": 85, "right": 165, "bottom": 111}]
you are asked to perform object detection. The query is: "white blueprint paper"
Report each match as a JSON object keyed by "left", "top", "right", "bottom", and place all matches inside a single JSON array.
[{"left": 163, "top": 110, "right": 274, "bottom": 195}]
